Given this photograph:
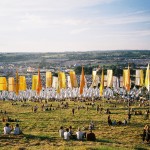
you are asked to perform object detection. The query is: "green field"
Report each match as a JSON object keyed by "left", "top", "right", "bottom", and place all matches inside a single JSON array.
[{"left": 0, "top": 99, "right": 149, "bottom": 150}]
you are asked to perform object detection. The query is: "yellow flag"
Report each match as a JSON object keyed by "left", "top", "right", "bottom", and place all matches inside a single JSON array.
[
  {"left": 32, "top": 75, "right": 38, "bottom": 90},
  {"left": 19, "top": 76, "right": 26, "bottom": 91},
  {"left": 8, "top": 77, "right": 15, "bottom": 92},
  {"left": 57, "top": 72, "right": 61, "bottom": 93},
  {"left": 80, "top": 67, "right": 85, "bottom": 95},
  {"left": 123, "top": 65, "right": 130, "bottom": 91},
  {"left": 140, "top": 70, "right": 144, "bottom": 86},
  {"left": 100, "top": 69, "right": 104, "bottom": 96},
  {"left": 46, "top": 72, "right": 52, "bottom": 88},
  {"left": 0, "top": 77, "right": 7, "bottom": 91},
  {"left": 60, "top": 72, "right": 66, "bottom": 89},
  {"left": 36, "top": 69, "right": 42, "bottom": 95},
  {"left": 70, "top": 70, "right": 78, "bottom": 88},
  {"left": 15, "top": 70, "right": 19, "bottom": 95},
  {"left": 145, "top": 64, "right": 150, "bottom": 91}
]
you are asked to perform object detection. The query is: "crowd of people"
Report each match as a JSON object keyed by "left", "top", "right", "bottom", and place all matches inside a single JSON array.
[
  {"left": 0, "top": 97, "right": 149, "bottom": 145},
  {"left": 107, "top": 115, "right": 128, "bottom": 126},
  {"left": 58, "top": 124, "right": 96, "bottom": 141}
]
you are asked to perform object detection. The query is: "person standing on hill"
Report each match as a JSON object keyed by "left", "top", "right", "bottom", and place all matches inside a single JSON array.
[
  {"left": 108, "top": 115, "right": 112, "bottom": 126},
  {"left": 128, "top": 113, "right": 131, "bottom": 122},
  {"left": 142, "top": 125, "right": 150, "bottom": 143},
  {"left": 72, "top": 108, "right": 75, "bottom": 116}
]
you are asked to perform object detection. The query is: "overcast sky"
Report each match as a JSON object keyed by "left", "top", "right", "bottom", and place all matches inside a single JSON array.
[{"left": 0, "top": 0, "right": 150, "bottom": 52}]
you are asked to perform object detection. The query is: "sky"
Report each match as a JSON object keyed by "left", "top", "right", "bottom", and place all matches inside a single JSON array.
[{"left": 0, "top": 0, "right": 150, "bottom": 52}]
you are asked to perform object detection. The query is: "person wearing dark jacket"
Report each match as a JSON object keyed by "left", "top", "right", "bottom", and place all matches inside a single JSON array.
[{"left": 86, "top": 130, "right": 96, "bottom": 141}]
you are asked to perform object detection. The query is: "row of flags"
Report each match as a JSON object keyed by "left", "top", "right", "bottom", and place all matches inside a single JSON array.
[{"left": 0, "top": 65, "right": 150, "bottom": 96}]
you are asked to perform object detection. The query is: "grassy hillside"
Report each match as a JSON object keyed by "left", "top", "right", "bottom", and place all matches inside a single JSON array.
[{"left": 0, "top": 98, "right": 149, "bottom": 150}]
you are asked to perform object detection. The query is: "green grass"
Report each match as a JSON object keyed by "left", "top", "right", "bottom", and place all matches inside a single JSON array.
[{"left": 0, "top": 99, "right": 149, "bottom": 150}]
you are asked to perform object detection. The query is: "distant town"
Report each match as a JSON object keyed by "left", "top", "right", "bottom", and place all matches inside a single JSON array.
[{"left": 0, "top": 50, "right": 150, "bottom": 88}]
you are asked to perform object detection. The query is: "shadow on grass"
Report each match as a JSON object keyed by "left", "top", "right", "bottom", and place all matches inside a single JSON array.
[
  {"left": 0, "top": 134, "right": 24, "bottom": 140},
  {"left": 96, "top": 138, "right": 114, "bottom": 143},
  {"left": 128, "top": 122, "right": 145, "bottom": 128},
  {"left": 134, "top": 147, "right": 149, "bottom": 150},
  {"left": 24, "top": 134, "right": 56, "bottom": 142}
]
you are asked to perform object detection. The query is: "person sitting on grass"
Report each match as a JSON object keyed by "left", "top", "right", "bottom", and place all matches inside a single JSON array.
[
  {"left": 86, "top": 130, "right": 96, "bottom": 141},
  {"left": 112, "top": 120, "right": 117, "bottom": 126},
  {"left": 76, "top": 127, "right": 84, "bottom": 140},
  {"left": 64, "top": 128, "right": 71, "bottom": 140},
  {"left": 4, "top": 123, "right": 13, "bottom": 134},
  {"left": 14, "top": 124, "right": 22, "bottom": 135},
  {"left": 59, "top": 126, "right": 64, "bottom": 138},
  {"left": 122, "top": 119, "right": 127, "bottom": 125}
]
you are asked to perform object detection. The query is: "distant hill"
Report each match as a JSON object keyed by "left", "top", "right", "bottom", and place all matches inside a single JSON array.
[{"left": 0, "top": 50, "right": 150, "bottom": 70}]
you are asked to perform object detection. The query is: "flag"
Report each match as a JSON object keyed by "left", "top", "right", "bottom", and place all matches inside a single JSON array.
[
  {"left": 145, "top": 64, "right": 150, "bottom": 91},
  {"left": 59, "top": 72, "right": 66, "bottom": 89},
  {"left": 36, "top": 69, "right": 42, "bottom": 95},
  {"left": 67, "top": 76, "right": 72, "bottom": 88},
  {"left": 92, "top": 71, "right": 99, "bottom": 87},
  {"left": 80, "top": 67, "right": 85, "bottom": 95},
  {"left": 104, "top": 75, "right": 107, "bottom": 87},
  {"left": 0, "top": 77, "right": 7, "bottom": 91},
  {"left": 100, "top": 69, "right": 104, "bottom": 96},
  {"left": 120, "top": 76, "right": 123, "bottom": 87},
  {"left": 127, "top": 65, "right": 130, "bottom": 91},
  {"left": 19, "top": 76, "right": 27, "bottom": 91},
  {"left": 52, "top": 76, "right": 58, "bottom": 89},
  {"left": 140, "top": 70, "right": 144, "bottom": 86},
  {"left": 32, "top": 75, "right": 38, "bottom": 90},
  {"left": 46, "top": 71, "right": 52, "bottom": 88},
  {"left": 107, "top": 70, "right": 113, "bottom": 87},
  {"left": 135, "top": 70, "right": 144, "bottom": 86},
  {"left": 113, "top": 76, "right": 119, "bottom": 89},
  {"left": 70, "top": 70, "right": 78, "bottom": 88},
  {"left": 15, "top": 70, "right": 19, "bottom": 95},
  {"left": 123, "top": 65, "right": 130, "bottom": 91},
  {"left": 8, "top": 77, "right": 15, "bottom": 91}
]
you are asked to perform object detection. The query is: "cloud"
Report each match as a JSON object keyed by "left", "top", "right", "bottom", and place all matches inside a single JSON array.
[
  {"left": 0, "top": 0, "right": 150, "bottom": 51},
  {"left": 70, "top": 28, "right": 90, "bottom": 34}
]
